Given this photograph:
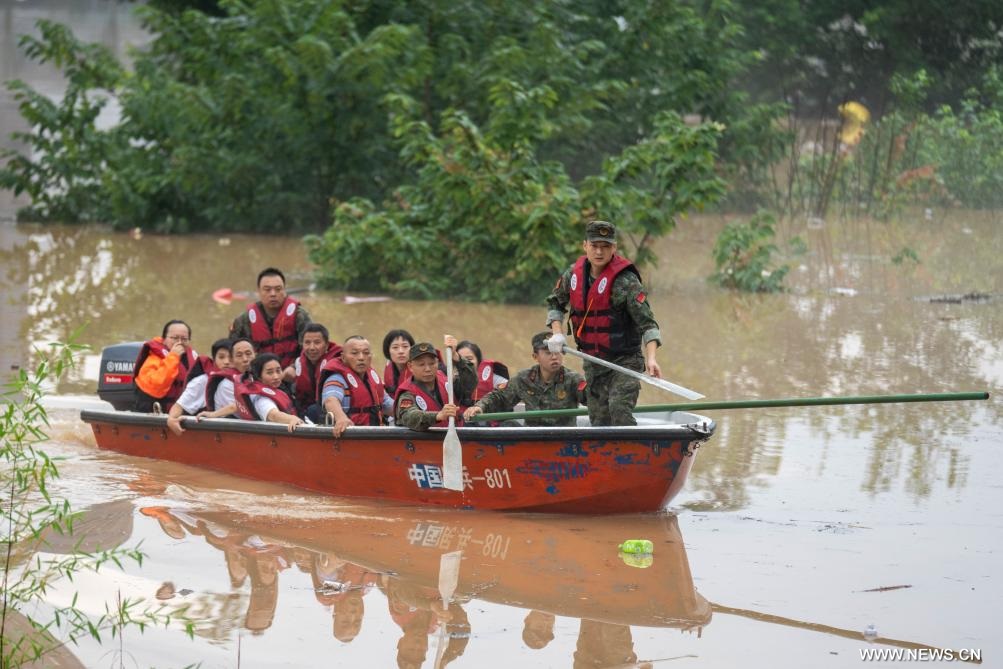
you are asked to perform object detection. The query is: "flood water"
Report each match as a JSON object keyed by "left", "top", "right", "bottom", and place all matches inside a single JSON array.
[{"left": 3, "top": 3, "right": 1003, "bottom": 668}]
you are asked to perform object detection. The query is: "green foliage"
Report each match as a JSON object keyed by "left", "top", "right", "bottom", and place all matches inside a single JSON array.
[
  {"left": 1, "top": 341, "right": 191, "bottom": 667},
  {"left": 711, "top": 211, "right": 789, "bottom": 292},
  {"left": 891, "top": 246, "right": 920, "bottom": 265},
  {"left": 735, "top": 0, "right": 1003, "bottom": 114},
  {"left": 307, "top": 102, "right": 726, "bottom": 302},
  {"left": 774, "top": 68, "right": 1003, "bottom": 219},
  {"left": 581, "top": 111, "right": 727, "bottom": 267},
  {"left": 0, "top": 21, "right": 125, "bottom": 223},
  {"left": 306, "top": 96, "right": 586, "bottom": 303},
  {"left": 2, "top": 0, "right": 762, "bottom": 238}
]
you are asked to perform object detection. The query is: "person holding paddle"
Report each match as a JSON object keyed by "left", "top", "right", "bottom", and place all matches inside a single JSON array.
[
  {"left": 394, "top": 336, "right": 477, "bottom": 431},
  {"left": 546, "top": 221, "right": 662, "bottom": 426}
]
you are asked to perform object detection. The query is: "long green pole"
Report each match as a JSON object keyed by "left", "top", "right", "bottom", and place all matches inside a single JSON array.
[{"left": 471, "top": 391, "right": 990, "bottom": 423}]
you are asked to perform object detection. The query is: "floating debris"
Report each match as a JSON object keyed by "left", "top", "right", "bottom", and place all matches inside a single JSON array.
[
  {"left": 315, "top": 579, "right": 346, "bottom": 595},
  {"left": 918, "top": 292, "right": 997, "bottom": 305},
  {"left": 859, "top": 584, "right": 912, "bottom": 593}
]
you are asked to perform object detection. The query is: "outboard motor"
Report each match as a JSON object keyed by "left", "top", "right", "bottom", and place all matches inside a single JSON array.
[{"left": 97, "top": 342, "right": 143, "bottom": 410}]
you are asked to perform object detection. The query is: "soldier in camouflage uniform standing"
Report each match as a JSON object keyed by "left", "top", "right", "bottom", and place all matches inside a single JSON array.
[
  {"left": 463, "top": 332, "right": 587, "bottom": 427},
  {"left": 545, "top": 221, "right": 662, "bottom": 426}
]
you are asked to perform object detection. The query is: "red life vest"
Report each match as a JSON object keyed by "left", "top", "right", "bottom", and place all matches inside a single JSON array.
[
  {"left": 292, "top": 341, "right": 342, "bottom": 410},
  {"left": 204, "top": 368, "right": 241, "bottom": 411},
  {"left": 234, "top": 375, "right": 296, "bottom": 421},
  {"left": 133, "top": 338, "right": 198, "bottom": 409},
  {"left": 185, "top": 354, "right": 219, "bottom": 383},
  {"left": 568, "top": 254, "right": 643, "bottom": 357},
  {"left": 394, "top": 371, "right": 463, "bottom": 428},
  {"left": 247, "top": 297, "right": 301, "bottom": 368},
  {"left": 383, "top": 360, "right": 412, "bottom": 397},
  {"left": 472, "top": 360, "right": 509, "bottom": 401},
  {"left": 318, "top": 358, "right": 386, "bottom": 426}
]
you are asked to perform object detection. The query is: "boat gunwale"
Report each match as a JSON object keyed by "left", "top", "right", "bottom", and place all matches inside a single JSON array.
[{"left": 80, "top": 409, "right": 716, "bottom": 443}]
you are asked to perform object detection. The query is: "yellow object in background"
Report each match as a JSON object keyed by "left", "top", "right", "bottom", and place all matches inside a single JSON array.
[{"left": 838, "top": 101, "right": 871, "bottom": 147}]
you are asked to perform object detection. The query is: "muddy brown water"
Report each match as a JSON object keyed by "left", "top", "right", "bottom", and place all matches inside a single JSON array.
[
  {"left": 2, "top": 211, "right": 999, "bottom": 668},
  {"left": 3, "top": 4, "right": 1002, "bottom": 668}
]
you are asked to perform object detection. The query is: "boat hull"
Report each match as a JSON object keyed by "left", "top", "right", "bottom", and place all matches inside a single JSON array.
[{"left": 81, "top": 410, "right": 714, "bottom": 513}]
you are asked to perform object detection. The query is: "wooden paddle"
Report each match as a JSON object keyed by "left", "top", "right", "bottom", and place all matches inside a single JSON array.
[
  {"left": 433, "top": 550, "right": 463, "bottom": 669},
  {"left": 561, "top": 345, "right": 704, "bottom": 400},
  {"left": 442, "top": 348, "right": 464, "bottom": 491}
]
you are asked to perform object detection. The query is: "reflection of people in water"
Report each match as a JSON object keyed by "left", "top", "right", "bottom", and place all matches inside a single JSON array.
[
  {"left": 333, "top": 591, "right": 365, "bottom": 642},
  {"left": 200, "top": 523, "right": 250, "bottom": 588},
  {"left": 245, "top": 550, "right": 284, "bottom": 634},
  {"left": 381, "top": 575, "right": 470, "bottom": 669},
  {"left": 142, "top": 509, "right": 289, "bottom": 633},
  {"left": 573, "top": 619, "right": 638, "bottom": 669},
  {"left": 439, "top": 604, "right": 470, "bottom": 668},
  {"left": 310, "top": 553, "right": 378, "bottom": 643},
  {"left": 522, "top": 610, "right": 556, "bottom": 649}
]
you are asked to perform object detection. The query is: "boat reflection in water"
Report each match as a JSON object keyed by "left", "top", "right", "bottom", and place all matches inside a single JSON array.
[{"left": 140, "top": 505, "right": 711, "bottom": 666}]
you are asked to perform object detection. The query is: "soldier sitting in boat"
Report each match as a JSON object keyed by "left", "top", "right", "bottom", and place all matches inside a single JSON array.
[
  {"left": 234, "top": 353, "right": 304, "bottom": 431},
  {"left": 165, "top": 338, "right": 233, "bottom": 435},
  {"left": 319, "top": 335, "right": 394, "bottom": 437},
  {"left": 394, "top": 336, "right": 477, "bottom": 431},
  {"left": 291, "top": 323, "right": 341, "bottom": 421},
  {"left": 133, "top": 319, "right": 198, "bottom": 413},
  {"left": 463, "top": 332, "right": 587, "bottom": 427}
]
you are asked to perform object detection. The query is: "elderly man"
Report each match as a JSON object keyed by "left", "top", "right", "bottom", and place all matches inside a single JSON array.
[
  {"left": 546, "top": 221, "right": 662, "bottom": 426},
  {"left": 463, "top": 332, "right": 586, "bottom": 427},
  {"left": 229, "top": 267, "right": 311, "bottom": 374},
  {"left": 319, "top": 335, "right": 394, "bottom": 437}
]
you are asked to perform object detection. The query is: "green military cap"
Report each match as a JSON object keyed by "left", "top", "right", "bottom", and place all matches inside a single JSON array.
[
  {"left": 585, "top": 220, "right": 617, "bottom": 243},
  {"left": 531, "top": 331, "right": 553, "bottom": 351},
  {"left": 408, "top": 342, "right": 438, "bottom": 361}
]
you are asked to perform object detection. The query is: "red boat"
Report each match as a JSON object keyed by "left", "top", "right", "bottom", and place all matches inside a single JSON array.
[{"left": 81, "top": 409, "right": 715, "bottom": 513}]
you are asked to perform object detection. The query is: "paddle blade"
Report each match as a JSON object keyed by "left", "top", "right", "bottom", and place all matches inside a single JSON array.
[
  {"left": 653, "top": 378, "right": 705, "bottom": 400},
  {"left": 437, "top": 550, "right": 462, "bottom": 604},
  {"left": 442, "top": 421, "right": 463, "bottom": 491}
]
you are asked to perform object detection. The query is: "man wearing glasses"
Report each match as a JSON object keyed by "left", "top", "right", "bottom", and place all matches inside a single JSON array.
[{"left": 133, "top": 319, "right": 198, "bottom": 413}]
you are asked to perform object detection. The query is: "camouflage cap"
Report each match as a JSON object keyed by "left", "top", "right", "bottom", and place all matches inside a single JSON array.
[
  {"left": 531, "top": 331, "right": 553, "bottom": 351},
  {"left": 408, "top": 342, "right": 438, "bottom": 361},
  {"left": 585, "top": 220, "right": 617, "bottom": 243}
]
